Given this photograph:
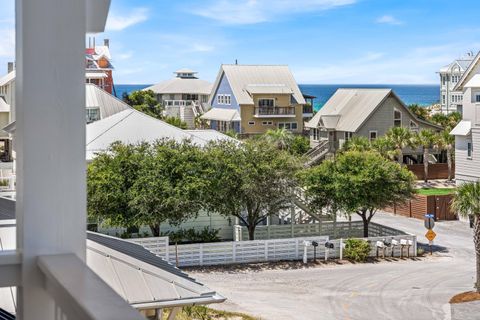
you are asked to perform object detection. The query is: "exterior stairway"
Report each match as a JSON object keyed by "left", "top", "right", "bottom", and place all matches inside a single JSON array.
[
  {"left": 292, "top": 187, "right": 333, "bottom": 223},
  {"left": 304, "top": 139, "right": 330, "bottom": 167}
]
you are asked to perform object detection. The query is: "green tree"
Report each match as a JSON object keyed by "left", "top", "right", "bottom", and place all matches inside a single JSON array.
[
  {"left": 302, "top": 151, "right": 416, "bottom": 236},
  {"left": 371, "top": 136, "right": 397, "bottom": 160},
  {"left": 435, "top": 130, "right": 455, "bottom": 181},
  {"left": 290, "top": 135, "right": 310, "bottom": 156},
  {"left": 430, "top": 113, "right": 449, "bottom": 128},
  {"left": 341, "top": 136, "right": 371, "bottom": 152},
  {"left": 414, "top": 129, "right": 437, "bottom": 183},
  {"left": 451, "top": 181, "right": 480, "bottom": 292},
  {"left": 205, "top": 139, "right": 301, "bottom": 240},
  {"left": 125, "top": 90, "right": 164, "bottom": 119},
  {"left": 262, "top": 128, "right": 294, "bottom": 150},
  {"left": 385, "top": 126, "right": 415, "bottom": 165},
  {"left": 408, "top": 104, "right": 429, "bottom": 120},
  {"left": 87, "top": 140, "right": 210, "bottom": 236},
  {"left": 164, "top": 116, "right": 188, "bottom": 129}
]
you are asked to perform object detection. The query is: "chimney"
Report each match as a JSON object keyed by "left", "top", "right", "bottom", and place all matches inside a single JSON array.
[
  {"left": 7, "top": 62, "right": 13, "bottom": 73},
  {"left": 104, "top": 39, "right": 110, "bottom": 48}
]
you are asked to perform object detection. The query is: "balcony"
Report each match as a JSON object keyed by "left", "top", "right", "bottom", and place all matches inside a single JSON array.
[
  {"left": 163, "top": 99, "right": 194, "bottom": 107},
  {"left": 302, "top": 104, "right": 313, "bottom": 117},
  {"left": 253, "top": 106, "right": 296, "bottom": 118}
]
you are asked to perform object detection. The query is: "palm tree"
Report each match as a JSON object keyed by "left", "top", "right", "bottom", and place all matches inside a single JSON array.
[
  {"left": 341, "top": 136, "right": 371, "bottom": 152},
  {"left": 263, "top": 128, "right": 294, "bottom": 150},
  {"left": 371, "top": 137, "right": 397, "bottom": 160},
  {"left": 435, "top": 130, "right": 455, "bottom": 181},
  {"left": 414, "top": 129, "right": 437, "bottom": 183},
  {"left": 385, "top": 127, "right": 414, "bottom": 165},
  {"left": 451, "top": 181, "right": 480, "bottom": 292}
]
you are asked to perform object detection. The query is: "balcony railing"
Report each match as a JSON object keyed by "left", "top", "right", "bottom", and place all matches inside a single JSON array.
[
  {"left": 254, "top": 106, "right": 296, "bottom": 117},
  {"left": 163, "top": 100, "right": 195, "bottom": 107},
  {"left": 303, "top": 105, "right": 313, "bottom": 114}
]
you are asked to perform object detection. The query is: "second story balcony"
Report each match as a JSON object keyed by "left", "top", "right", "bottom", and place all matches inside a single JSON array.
[
  {"left": 253, "top": 106, "right": 296, "bottom": 118},
  {"left": 303, "top": 104, "right": 313, "bottom": 116}
]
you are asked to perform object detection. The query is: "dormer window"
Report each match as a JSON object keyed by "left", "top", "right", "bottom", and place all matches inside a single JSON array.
[{"left": 394, "top": 108, "right": 402, "bottom": 127}]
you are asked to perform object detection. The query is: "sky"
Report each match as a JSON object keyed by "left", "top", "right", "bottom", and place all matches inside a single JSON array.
[{"left": 1, "top": 0, "right": 480, "bottom": 85}]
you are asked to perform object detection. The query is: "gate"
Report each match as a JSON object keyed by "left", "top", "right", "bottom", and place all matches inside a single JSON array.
[{"left": 434, "top": 195, "right": 456, "bottom": 221}]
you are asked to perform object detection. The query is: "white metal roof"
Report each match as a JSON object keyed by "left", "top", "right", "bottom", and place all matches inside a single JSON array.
[
  {"left": 86, "top": 72, "right": 108, "bottom": 79},
  {"left": 200, "top": 108, "right": 241, "bottom": 122},
  {"left": 86, "top": 108, "right": 236, "bottom": 160},
  {"left": 87, "top": 232, "right": 225, "bottom": 309},
  {"left": 174, "top": 68, "right": 197, "bottom": 74},
  {"left": 306, "top": 89, "right": 392, "bottom": 131},
  {"left": 0, "top": 72, "right": 15, "bottom": 87},
  {"left": 464, "top": 74, "right": 480, "bottom": 88},
  {"left": 0, "top": 99, "right": 10, "bottom": 113},
  {"left": 209, "top": 65, "right": 306, "bottom": 106},
  {"left": 145, "top": 78, "right": 212, "bottom": 95},
  {"left": 185, "top": 129, "right": 236, "bottom": 142},
  {"left": 245, "top": 84, "right": 294, "bottom": 95},
  {"left": 455, "top": 52, "right": 480, "bottom": 91},
  {"left": 450, "top": 120, "right": 472, "bottom": 136},
  {"left": 86, "top": 84, "right": 130, "bottom": 119}
]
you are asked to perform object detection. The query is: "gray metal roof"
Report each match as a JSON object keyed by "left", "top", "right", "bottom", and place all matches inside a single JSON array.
[
  {"left": 0, "top": 197, "right": 14, "bottom": 221},
  {"left": 209, "top": 64, "right": 306, "bottom": 106},
  {"left": 86, "top": 84, "right": 130, "bottom": 119},
  {"left": 455, "top": 51, "right": 480, "bottom": 91}
]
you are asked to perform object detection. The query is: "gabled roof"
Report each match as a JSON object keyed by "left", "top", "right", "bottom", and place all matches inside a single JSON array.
[
  {"left": 0, "top": 72, "right": 15, "bottom": 87},
  {"left": 86, "top": 84, "right": 129, "bottom": 119},
  {"left": 306, "top": 89, "right": 441, "bottom": 131},
  {"left": 145, "top": 78, "right": 212, "bottom": 95},
  {"left": 455, "top": 51, "right": 480, "bottom": 91},
  {"left": 450, "top": 120, "right": 471, "bottom": 136},
  {"left": 86, "top": 108, "right": 236, "bottom": 160},
  {"left": 209, "top": 65, "right": 306, "bottom": 106},
  {"left": 439, "top": 52, "right": 476, "bottom": 73}
]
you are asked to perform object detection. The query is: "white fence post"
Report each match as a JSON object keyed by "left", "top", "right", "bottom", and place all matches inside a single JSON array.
[
  {"left": 199, "top": 244, "right": 204, "bottom": 266},
  {"left": 295, "top": 239, "right": 299, "bottom": 259},
  {"left": 232, "top": 242, "right": 236, "bottom": 263},
  {"left": 264, "top": 240, "right": 269, "bottom": 261},
  {"left": 165, "top": 237, "right": 170, "bottom": 262},
  {"left": 339, "top": 238, "right": 343, "bottom": 260}
]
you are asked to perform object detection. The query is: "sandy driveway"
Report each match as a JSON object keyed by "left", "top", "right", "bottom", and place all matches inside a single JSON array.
[{"left": 190, "top": 212, "right": 475, "bottom": 320}]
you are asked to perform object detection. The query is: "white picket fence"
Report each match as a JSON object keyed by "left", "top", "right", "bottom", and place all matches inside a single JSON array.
[
  {"left": 130, "top": 233, "right": 417, "bottom": 267},
  {"left": 234, "top": 221, "right": 406, "bottom": 241}
]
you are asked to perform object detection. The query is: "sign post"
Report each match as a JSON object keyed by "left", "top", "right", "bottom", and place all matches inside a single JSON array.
[{"left": 424, "top": 214, "right": 436, "bottom": 255}]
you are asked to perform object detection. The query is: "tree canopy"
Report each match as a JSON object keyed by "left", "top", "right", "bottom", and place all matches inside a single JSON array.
[
  {"left": 205, "top": 139, "right": 301, "bottom": 240},
  {"left": 124, "top": 90, "right": 164, "bottom": 120},
  {"left": 301, "top": 151, "right": 416, "bottom": 236}
]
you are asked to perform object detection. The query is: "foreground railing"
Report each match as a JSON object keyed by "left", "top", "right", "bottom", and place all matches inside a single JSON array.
[{"left": 38, "top": 254, "right": 144, "bottom": 320}]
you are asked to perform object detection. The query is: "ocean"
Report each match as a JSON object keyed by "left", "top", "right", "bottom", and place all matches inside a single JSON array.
[{"left": 114, "top": 84, "right": 440, "bottom": 111}]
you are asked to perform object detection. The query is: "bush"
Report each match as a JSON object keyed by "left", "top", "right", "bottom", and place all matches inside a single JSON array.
[
  {"left": 163, "top": 227, "right": 221, "bottom": 244},
  {"left": 343, "top": 238, "right": 371, "bottom": 262}
]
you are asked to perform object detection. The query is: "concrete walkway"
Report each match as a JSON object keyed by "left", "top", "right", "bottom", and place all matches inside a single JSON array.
[{"left": 191, "top": 212, "right": 475, "bottom": 320}]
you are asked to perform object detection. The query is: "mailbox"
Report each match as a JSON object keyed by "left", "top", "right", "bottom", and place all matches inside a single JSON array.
[
  {"left": 312, "top": 241, "right": 319, "bottom": 247},
  {"left": 400, "top": 239, "right": 408, "bottom": 246},
  {"left": 376, "top": 241, "right": 384, "bottom": 248},
  {"left": 391, "top": 239, "right": 399, "bottom": 246},
  {"left": 383, "top": 239, "right": 392, "bottom": 247},
  {"left": 325, "top": 242, "right": 334, "bottom": 249}
]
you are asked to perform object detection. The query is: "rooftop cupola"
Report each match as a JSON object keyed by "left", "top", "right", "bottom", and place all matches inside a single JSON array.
[{"left": 174, "top": 68, "right": 198, "bottom": 79}]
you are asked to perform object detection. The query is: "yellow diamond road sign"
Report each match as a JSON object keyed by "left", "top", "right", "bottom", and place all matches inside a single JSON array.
[{"left": 425, "top": 229, "right": 436, "bottom": 241}]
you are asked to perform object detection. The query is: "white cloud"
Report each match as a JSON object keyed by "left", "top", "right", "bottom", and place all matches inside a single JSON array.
[
  {"left": 106, "top": 8, "right": 148, "bottom": 31},
  {"left": 376, "top": 15, "right": 403, "bottom": 25},
  {"left": 192, "top": 0, "right": 356, "bottom": 25},
  {"left": 0, "top": 29, "right": 14, "bottom": 58}
]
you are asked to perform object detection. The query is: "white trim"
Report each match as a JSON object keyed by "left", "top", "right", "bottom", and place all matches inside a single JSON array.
[
  {"left": 393, "top": 108, "right": 402, "bottom": 127},
  {"left": 369, "top": 130, "right": 378, "bottom": 141},
  {"left": 258, "top": 98, "right": 275, "bottom": 108}
]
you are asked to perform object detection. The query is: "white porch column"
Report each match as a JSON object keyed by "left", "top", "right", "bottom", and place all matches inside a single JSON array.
[{"left": 16, "top": 0, "right": 87, "bottom": 319}]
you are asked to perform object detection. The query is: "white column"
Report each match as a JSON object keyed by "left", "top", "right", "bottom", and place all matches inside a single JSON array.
[{"left": 16, "top": 0, "right": 87, "bottom": 319}]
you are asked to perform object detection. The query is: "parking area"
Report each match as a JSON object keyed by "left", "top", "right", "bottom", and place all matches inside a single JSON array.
[{"left": 191, "top": 212, "right": 475, "bottom": 320}]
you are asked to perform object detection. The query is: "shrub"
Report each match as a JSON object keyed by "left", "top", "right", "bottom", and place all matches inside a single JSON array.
[
  {"left": 343, "top": 238, "right": 371, "bottom": 262},
  {"left": 162, "top": 227, "right": 221, "bottom": 244}
]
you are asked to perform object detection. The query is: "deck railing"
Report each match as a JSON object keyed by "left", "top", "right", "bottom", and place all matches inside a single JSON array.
[
  {"left": 163, "top": 100, "right": 195, "bottom": 107},
  {"left": 303, "top": 105, "right": 313, "bottom": 114},
  {"left": 254, "top": 106, "right": 296, "bottom": 116}
]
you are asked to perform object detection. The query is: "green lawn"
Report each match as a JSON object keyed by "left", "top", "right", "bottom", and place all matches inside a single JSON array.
[{"left": 416, "top": 188, "right": 456, "bottom": 196}]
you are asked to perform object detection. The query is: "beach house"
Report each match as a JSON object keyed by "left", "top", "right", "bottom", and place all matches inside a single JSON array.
[
  {"left": 450, "top": 52, "right": 480, "bottom": 184},
  {"left": 201, "top": 64, "right": 307, "bottom": 135},
  {"left": 145, "top": 69, "right": 212, "bottom": 129},
  {"left": 438, "top": 52, "right": 476, "bottom": 114},
  {"left": 305, "top": 88, "right": 442, "bottom": 164}
]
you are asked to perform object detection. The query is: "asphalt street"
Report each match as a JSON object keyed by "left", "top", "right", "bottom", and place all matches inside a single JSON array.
[{"left": 191, "top": 212, "right": 475, "bottom": 320}]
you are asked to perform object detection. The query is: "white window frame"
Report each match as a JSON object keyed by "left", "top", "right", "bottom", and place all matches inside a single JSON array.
[
  {"left": 393, "top": 108, "right": 402, "bottom": 127},
  {"left": 475, "top": 94, "right": 480, "bottom": 103},
  {"left": 369, "top": 130, "right": 378, "bottom": 142},
  {"left": 262, "top": 121, "right": 273, "bottom": 126},
  {"left": 224, "top": 94, "right": 231, "bottom": 105},
  {"left": 86, "top": 107, "right": 100, "bottom": 123},
  {"left": 278, "top": 122, "right": 297, "bottom": 131},
  {"left": 248, "top": 121, "right": 255, "bottom": 125},
  {"left": 312, "top": 128, "right": 320, "bottom": 141}
]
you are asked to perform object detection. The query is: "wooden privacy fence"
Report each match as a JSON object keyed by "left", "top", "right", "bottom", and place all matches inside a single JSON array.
[
  {"left": 385, "top": 195, "right": 456, "bottom": 221},
  {"left": 407, "top": 163, "right": 454, "bottom": 180},
  {"left": 130, "top": 233, "right": 416, "bottom": 267},
  {"left": 234, "top": 221, "right": 406, "bottom": 241}
]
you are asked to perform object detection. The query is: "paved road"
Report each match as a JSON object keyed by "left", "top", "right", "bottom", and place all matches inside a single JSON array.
[{"left": 191, "top": 212, "right": 475, "bottom": 320}]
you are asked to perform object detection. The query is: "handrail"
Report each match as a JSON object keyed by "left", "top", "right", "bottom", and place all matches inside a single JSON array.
[
  {"left": 254, "top": 106, "right": 295, "bottom": 116},
  {"left": 38, "top": 254, "right": 144, "bottom": 320}
]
